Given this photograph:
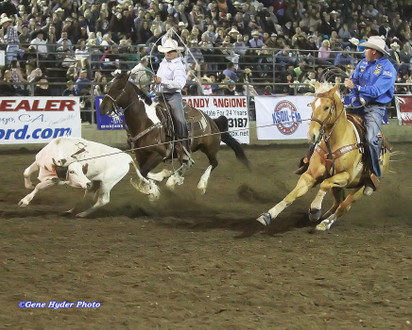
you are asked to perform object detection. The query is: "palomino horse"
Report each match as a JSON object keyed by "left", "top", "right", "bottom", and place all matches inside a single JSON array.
[
  {"left": 257, "top": 82, "right": 390, "bottom": 231},
  {"left": 99, "top": 73, "right": 250, "bottom": 200}
]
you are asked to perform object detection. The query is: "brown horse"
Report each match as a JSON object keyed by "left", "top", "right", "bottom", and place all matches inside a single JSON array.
[
  {"left": 257, "top": 82, "right": 390, "bottom": 230},
  {"left": 99, "top": 73, "right": 250, "bottom": 199}
]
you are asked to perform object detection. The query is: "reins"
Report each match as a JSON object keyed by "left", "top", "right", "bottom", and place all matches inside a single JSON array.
[{"left": 104, "top": 77, "right": 165, "bottom": 143}]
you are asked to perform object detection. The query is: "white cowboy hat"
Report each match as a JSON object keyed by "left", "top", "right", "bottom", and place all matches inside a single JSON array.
[
  {"left": 228, "top": 28, "right": 239, "bottom": 34},
  {"left": 0, "top": 17, "right": 12, "bottom": 25},
  {"left": 251, "top": 30, "right": 260, "bottom": 36},
  {"left": 359, "top": 36, "right": 389, "bottom": 55},
  {"left": 349, "top": 37, "right": 359, "bottom": 46},
  {"left": 158, "top": 38, "right": 184, "bottom": 53}
]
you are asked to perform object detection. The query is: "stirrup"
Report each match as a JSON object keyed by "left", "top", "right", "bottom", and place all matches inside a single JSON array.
[{"left": 363, "top": 173, "right": 380, "bottom": 196}]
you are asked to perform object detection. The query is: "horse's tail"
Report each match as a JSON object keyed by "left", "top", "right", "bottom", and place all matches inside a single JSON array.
[{"left": 213, "top": 116, "right": 251, "bottom": 171}]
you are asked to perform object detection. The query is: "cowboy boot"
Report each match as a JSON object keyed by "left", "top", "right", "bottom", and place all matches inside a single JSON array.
[
  {"left": 175, "top": 143, "right": 194, "bottom": 167},
  {"left": 294, "top": 144, "right": 315, "bottom": 174},
  {"left": 162, "top": 143, "right": 174, "bottom": 163},
  {"left": 294, "top": 156, "right": 310, "bottom": 174}
]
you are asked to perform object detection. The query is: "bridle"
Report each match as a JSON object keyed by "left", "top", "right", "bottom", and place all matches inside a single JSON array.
[
  {"left": 104, "top": 76, "right": 142, "bottom": 115},
  {"left": 310, "top": 92, "right": 344, "bottom": 143},
  {"left": 103, "top": 75, "right": 164, "bottom": 144},
  {"left": 310, "top": 91, "right": 357, "bottom": 177}
]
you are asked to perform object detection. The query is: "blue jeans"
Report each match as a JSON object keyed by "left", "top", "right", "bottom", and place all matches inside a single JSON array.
[
  {"left": 6, "top": 44, "right": 19, "bottom": 64},
  {"left": 163, "top": 92, "right": 190, "bottom": 150},
  {"left": 353, "top": 105, "right": 386, "bottom": 178}
]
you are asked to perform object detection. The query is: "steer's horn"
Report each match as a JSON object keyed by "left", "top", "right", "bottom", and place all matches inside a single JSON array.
[{"left": 52, "top": 158, "right": 67, "bottom": 166}]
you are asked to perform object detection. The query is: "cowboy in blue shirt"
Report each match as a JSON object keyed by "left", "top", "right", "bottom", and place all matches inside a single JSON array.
[{"left": 344, "top": 36, "right": 396, "bottom": 196}]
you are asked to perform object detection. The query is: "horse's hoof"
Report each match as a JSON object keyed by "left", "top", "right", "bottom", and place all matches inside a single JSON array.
[
  {"left": 309, "top": 208, "right": 322, "bottom": 222},
  {"left": 62, "top": 208, "right": 75, "bottom": 216},
  {"left": 316, "top": 220, "right": 331, "bottom": 231},
  {"left": 75, "top": 212, "right": 87, "bottom": 218},
  {"left": 18, "top": 200, "right": 28, "bottom": 208},
  {"left": 256, "top": 212, "right": 271, "bottom": 226}
]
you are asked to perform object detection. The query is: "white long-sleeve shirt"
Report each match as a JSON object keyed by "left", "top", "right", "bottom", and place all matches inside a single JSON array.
[
  {"left": 157, "top": 57, "right": 186, "bottom": 93},
  {"left": 30, "top": 37, "right": 48, "bottom": 54}
]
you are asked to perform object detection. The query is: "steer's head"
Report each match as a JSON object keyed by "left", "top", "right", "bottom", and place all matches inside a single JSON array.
[{"left": 52, "top": 158, "right": 91, "bottom": 189}]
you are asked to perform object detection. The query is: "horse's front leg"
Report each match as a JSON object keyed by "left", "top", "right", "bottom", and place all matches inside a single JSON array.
[
  {"left": 257, "top": 172, "right": 317, "bottom": 226},
  {"left": 316, "top": 186, "right": 363, "bottom": 231},
  {"left": 165, "top": 163, "right": 189, "bottom": 190},
  {"left": 309, "top": 172, "right": 350, "bottom": 221},
  {"left": 147, "top": 169, "right": 174, "bottom": 182},
  {"left": 132, "top": 153, "right": 163, "bottom": 202}
]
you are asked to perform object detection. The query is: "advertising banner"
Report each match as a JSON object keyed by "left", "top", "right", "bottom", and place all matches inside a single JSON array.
[
  {"left": 0, "top": 97, "right": 81, "bottom": 145},
  {"left": 255, "top": 96, "right": 314, "bottom": 140},
  {"left": 95, "top": 96, "right": 126, "bottom": 130},
  {"left": 183, "top": 96, "right": 250, "bottom": 144},
  {"left": 395, "top": 95, "right": 412, "bottom": 125}
]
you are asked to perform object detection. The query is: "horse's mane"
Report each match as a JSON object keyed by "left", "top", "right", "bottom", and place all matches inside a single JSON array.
[
  {"left": 129, "top": 81, "right": 153, "bottom": 106},
  {"left": 115, "top": 73, "right": 153, "bottom": 106},
  {"left": 315, "top": 82, "right": 341, "bottom": 97}
]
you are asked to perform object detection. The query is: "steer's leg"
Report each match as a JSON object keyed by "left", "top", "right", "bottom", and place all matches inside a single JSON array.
[
  {"left": 18, "top": 177, "right": 61, "bottom": 207},
  {"left": 75, "top": 180, "right": 118, "bottom": 218},
  {"left": 23, "top": 162, "right": 39, "bottom": 189}
]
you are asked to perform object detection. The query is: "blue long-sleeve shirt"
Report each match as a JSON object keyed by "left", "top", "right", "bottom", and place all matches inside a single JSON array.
[{"left": 349, "top": 56, "right": 396, "bottom": 105}]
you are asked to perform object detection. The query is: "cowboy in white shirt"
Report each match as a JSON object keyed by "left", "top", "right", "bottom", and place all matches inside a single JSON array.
[
  {"left": 155, "top": 37, "right": 193, "bottom": 165},
  {"left": 30, "top": 30, "right": 48, "bottom": 58}
]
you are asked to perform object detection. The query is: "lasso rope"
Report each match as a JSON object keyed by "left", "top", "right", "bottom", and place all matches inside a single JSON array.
[{"left": 71, "top": 118, "right": 313, "bottom": 164}]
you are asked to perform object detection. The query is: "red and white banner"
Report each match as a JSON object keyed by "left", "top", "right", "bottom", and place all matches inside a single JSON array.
[
  {"left": 0, "top": 97, "right": 81, "bottom": 145},
  {"left": 395, "top": 95, "right": 412, "bottom": 125},
  {"left": 255, "top": 95, "right": 314, "bottom": 140},
  {"left": 183, "top": 96, "right": 250, "bottom": 144}
]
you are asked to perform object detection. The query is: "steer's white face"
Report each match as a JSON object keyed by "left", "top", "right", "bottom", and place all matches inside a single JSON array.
[{"left": 66, "top": 162, "right": 91, "bottom": 189}]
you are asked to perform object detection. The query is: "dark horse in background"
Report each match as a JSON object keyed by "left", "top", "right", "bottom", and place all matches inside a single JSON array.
[{"left": 99, "top": 73, "right": 250, "bottom": 201}]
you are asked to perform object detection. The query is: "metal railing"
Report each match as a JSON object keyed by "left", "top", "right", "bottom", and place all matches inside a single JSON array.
[{"left": 0, "top": 43, "right": 409, "bottom": 123}]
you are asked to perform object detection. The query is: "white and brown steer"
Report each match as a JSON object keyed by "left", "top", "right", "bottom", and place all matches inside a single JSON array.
[{"left": 18, "top": 137, "right": 159, "bottom": 217}]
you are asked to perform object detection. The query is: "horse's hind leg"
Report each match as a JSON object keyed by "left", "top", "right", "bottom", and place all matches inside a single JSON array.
[
  {"left": 257, "top": 172, "right": 316, "bottom": 226},
  {"left": 320, "top": 187, "right": 345, "bottom": 221},
  {"left": 197, "top": 165, "right": 213, "bottom": 195},
  {"left": 316, "top": 186, "right": 364, "bottom": 231},
  {"left": 197, "top": 151, "right": 218, "bottom": 195},
  {"left": 308, "top": 172, "right": 350, "bottom": 222}
]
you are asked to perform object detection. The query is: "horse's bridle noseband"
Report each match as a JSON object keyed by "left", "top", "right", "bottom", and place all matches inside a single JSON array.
[{"left": 105, "top": 76, "right": 142, "bottom": 115}]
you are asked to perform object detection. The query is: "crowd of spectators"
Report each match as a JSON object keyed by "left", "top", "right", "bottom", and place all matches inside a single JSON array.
[{"left": 1, "top": 0, "right": 412, "bottom": 103}]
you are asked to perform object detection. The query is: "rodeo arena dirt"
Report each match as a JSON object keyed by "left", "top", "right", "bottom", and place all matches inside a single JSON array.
[
  {"left": 2, "top": 0, "right": 412, "bottom": 325},
  {"left": 1, "top": 134, "right": 412, "bottom": 328}
]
